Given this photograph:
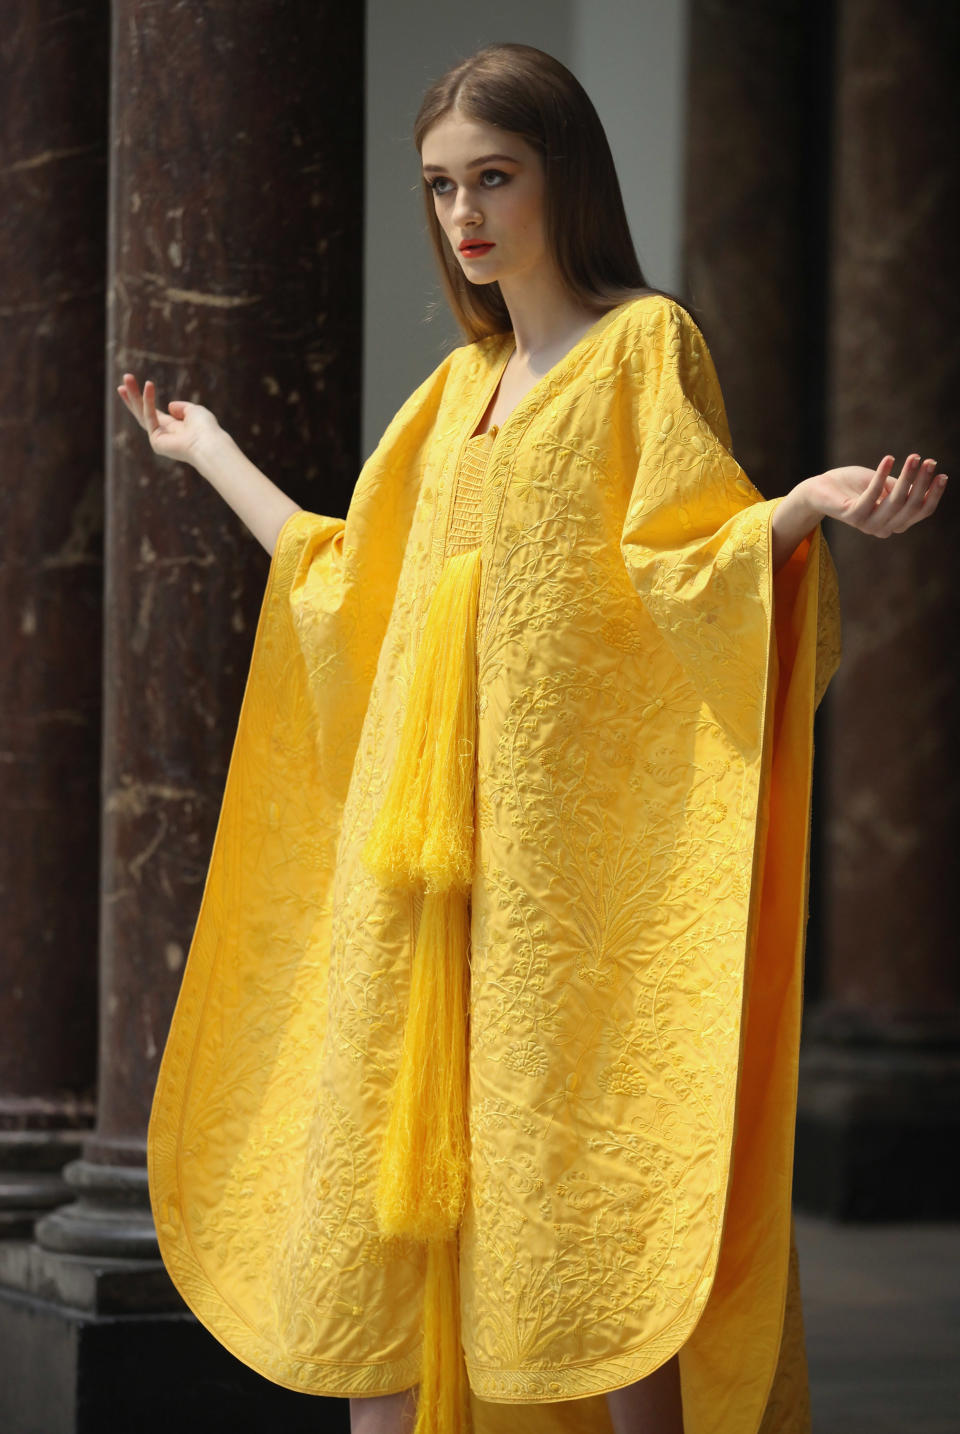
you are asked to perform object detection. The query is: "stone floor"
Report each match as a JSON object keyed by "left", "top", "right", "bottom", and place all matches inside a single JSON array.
[{"left": 794, "top": 1212, "right": 960, "bottom": 1434}]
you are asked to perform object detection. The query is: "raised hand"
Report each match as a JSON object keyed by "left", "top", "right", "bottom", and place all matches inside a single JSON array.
[
  {"left": 117, "top": 371, "right": 300, "bottom": 556},
  {"left": 812, "top": 453, "right": 948, "bottom": 537},
  {"left": 116, "top": 373, "right": 223, "bottom": 467}
]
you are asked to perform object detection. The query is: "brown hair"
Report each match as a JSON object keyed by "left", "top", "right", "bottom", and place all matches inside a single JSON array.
[{"left": 413, "top": 42, "right": 688, "bottom": 342}]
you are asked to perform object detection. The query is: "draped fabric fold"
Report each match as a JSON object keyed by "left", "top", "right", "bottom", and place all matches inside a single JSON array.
[{"left": 146, "top": 294, "right": 842, "bottom": 1434}]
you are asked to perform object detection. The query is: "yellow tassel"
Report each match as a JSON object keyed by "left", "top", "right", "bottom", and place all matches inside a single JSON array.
[
  {"left": 412, "top": 1238, "right": 471, "bottom": 1434},
  {"left": 361, "top": 547, "right": 481, "bottom": 1434},
  {"left": 374, "top": 887, "right": 470, "bottom": 1240},
  {"left": 363, "top": 549, "right": 481, "bottom": 894}
]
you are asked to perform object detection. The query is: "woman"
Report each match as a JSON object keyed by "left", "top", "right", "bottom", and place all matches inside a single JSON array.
[{"left": 119, "top": 42, "right": 945, "bottom": 1434}]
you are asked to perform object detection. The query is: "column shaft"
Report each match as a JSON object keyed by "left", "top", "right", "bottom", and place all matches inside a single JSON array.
[
  {"left": 800, "top": 0, "right": 960, "bottom": 1217},
  {"left": 0, "top": 0, "right": 106, "bottom": 1236}
]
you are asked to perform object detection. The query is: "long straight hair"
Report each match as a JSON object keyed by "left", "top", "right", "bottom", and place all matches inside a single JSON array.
[{"left": 413, "top": 42, "right": 690, "bottom": 342}]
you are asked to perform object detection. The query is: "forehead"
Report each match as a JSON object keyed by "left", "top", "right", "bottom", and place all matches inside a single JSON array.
[{"left": 420, "top": 111, "right": 532, "bottom": 168}]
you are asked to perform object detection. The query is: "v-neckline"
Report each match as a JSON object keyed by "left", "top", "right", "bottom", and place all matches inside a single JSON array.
[{"left": 468, "top": 297, "right": 640, "bottom": 442}]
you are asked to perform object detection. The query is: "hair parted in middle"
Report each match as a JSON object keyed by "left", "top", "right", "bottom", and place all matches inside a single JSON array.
[{"left": 413, "top": 41, "right": 689, "bottom": 343}]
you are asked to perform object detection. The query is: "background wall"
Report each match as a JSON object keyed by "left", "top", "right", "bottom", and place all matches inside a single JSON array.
[{"left": 363, "top": 0, "right": 689, "bottom": 458}]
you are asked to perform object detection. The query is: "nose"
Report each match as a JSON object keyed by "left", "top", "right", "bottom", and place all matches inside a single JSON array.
[{"left": 451, "top": 185, "right": 483, "bottom": 227}]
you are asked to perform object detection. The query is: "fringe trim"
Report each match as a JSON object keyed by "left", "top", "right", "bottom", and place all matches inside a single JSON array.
[
  {"left": 361, "top": 546, "right": 481, "bottom": 1434},
  {"left": 363, "top": 549, "right": 481, "bottom": 895},
  {"left": 374, "top": 887, "right": 470, "bottom": 1241}
]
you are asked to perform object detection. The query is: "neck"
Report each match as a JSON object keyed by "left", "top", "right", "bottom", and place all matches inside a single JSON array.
[{"left": 497, "top": 268, "right": 607, "bottom": 370}]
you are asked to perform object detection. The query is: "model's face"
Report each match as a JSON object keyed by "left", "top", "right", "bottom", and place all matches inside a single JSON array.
[{"left": 420, "top": 111, "right": 549, "bottom": 288}]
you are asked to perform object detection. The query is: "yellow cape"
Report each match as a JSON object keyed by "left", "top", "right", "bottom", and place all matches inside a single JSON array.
[{"left": 147, "top": 295, "right": 842, "bottom": 1433}]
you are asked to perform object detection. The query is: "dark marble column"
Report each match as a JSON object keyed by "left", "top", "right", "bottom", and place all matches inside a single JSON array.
[
  {"left": 796, "top": 0, "right": 960, "bottom": 1218},
  {"left": 681, "top": 0, "right": 837, "bottom": 1032},
  {"left": 683, "top": 0, "right": 834, "bottom": 501},
  {"left": 1, "top": 2, "right": 362, "bottom": 1429},
  {"left": 35, "top": 0, "right": 364, "bottom": 1264},
  {"left": 0, "top": 2, "right": 104, "bottom": 1238}
]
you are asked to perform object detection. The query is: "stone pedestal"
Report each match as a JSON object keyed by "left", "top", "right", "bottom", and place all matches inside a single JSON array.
[
  {"left": 0, "top": 1238, "right": 345, "bottom": 1434},
  {"left": 795, "top": 1034, "right": 960, "bottom": 1221}
]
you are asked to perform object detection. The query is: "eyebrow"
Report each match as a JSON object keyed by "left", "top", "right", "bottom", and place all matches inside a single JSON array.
[{"left": 421, "top": 153, "right": 520, "bottom": 174}]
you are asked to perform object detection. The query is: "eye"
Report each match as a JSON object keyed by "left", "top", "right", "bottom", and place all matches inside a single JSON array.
[{"left": 425, "top": 169, "right": 510, "bottom": 196}]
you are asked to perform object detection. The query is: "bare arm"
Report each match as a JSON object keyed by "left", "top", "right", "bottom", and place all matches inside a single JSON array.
[
  {"left": 190, "top": 428, "right": 301, "bottom": 557},
  {"left": 117, "top": 374, "right": 302, "bottom": 557},
  {"left": 770, "top": 479, "right": 822, "bottom": 574},
  {"left": 771, "top": 454, "right": 947, "bottom": 574}
]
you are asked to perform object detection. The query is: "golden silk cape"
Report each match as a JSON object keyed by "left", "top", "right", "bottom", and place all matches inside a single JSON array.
[{"left": 147, "top": 294, "right": 842, "bottom": 1434}]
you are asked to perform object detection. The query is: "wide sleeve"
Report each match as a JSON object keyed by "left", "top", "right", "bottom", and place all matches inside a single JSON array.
[
  {"left": 282, "top": 349, "right": 460, "bottom": 800},
  {"left": 147, "top": 350, "right": 457, "bottom": 1346},
  {"left": 618, "top": 305, "right": 843, "bottom": 1432},
  {"left": 170, "top": 340, "right": 458, "bottom": 993},
  {"left": 619, "top": 302, "right": 842, "bottom": 754}
]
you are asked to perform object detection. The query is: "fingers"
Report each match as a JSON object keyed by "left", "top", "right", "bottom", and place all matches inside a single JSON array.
[
  {"left": 117, "top": 373, "right": 140, "bottom": 422},
  {"left": 859, "top": 454, "right": 914, "bottom": 534},
  {"left": 886, "top": 454, "right": 924, "bottom": 517},
  {"left": 875, "top": 453, "right": 919, "bottom": 528},
  {"left": 892, "top": 457, "right": 948, "bottom": 530},
  {"left": 848, "top": 455, "right": 894, "bottom": 524},
  {"left": 117, "top": 372, "right": 148, "bottom": 428},
  {"left": 118, "top": 374, "right": 170, "bottom": 444},
  {"left": 896, "top": 457, "right": 937, "bottom": 516},
  {"left": 869, "top": 454, "right": 947, "bottom": 536},
  {"left": 142, "top": 379, "right": 160, "bottom": 437}
]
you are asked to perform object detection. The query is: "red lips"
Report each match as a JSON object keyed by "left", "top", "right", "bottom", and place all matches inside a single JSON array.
[{"left": 459, "top": 239, "right": 495, "bottom": 252}]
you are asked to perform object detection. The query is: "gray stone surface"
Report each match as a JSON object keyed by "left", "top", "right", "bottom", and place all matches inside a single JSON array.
[
  {"left": 0, "top": 1212, "right": 954, "bottom": 1430},
  {"left": 0, "top": 1237, "right": 181, "bottom": 1315},
  {"left": 795, "top": 1212, "right": 960, "bottom": 1433}
]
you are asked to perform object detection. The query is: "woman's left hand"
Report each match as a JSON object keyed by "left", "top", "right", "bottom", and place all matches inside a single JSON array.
[{"left": 811, "top": 453, "right": 948, "bottom": 536}]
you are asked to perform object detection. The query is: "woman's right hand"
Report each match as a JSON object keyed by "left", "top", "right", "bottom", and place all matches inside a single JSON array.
[{"left": 117, "top": 373, "right": 224, "bottom": 466}]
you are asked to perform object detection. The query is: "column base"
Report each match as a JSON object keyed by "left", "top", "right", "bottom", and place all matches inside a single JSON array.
[
  {"left": 34, "top": 1159, "right": 158, "bottom": 1259},
  {"left": 795, "top": 1033, "right": 960, "bottom": 1219},
  {"left": 0, "top": 1237, "right": 348, "bottom": 1433},
  {"left": 0, "top": 1129, "right": 89, "bottom": 1239}
]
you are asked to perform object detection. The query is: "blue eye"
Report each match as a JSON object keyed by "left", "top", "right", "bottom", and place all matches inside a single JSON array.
[{"left": 426, "top": 169, "right": 509, "bottom": 196}]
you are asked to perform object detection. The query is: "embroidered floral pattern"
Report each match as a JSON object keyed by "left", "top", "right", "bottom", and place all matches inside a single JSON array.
[{"left": 148, "top": 296, "right": 839, "bottom": 1434}]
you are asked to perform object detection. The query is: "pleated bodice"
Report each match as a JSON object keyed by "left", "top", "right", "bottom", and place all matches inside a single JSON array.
[{"left": 445, "top": 425, "right": 498, "bottom": 558}]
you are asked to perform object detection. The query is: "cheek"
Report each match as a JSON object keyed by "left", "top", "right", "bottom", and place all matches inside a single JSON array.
[
  {"left": 506, "top": 190, "right": 546, "bottom": 242},
  {"left": 436, "top": 208, "right": 455, "bottom": 243}
]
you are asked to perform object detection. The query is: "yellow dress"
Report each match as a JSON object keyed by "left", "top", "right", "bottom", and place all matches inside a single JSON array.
[{"left": 147, "top": 294, "right": 842, "bottom": 1433}]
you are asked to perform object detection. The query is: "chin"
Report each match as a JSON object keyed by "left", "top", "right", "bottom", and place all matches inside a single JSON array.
[{"left": 458, "top": 261, "right": 504, "bottom": 287}]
